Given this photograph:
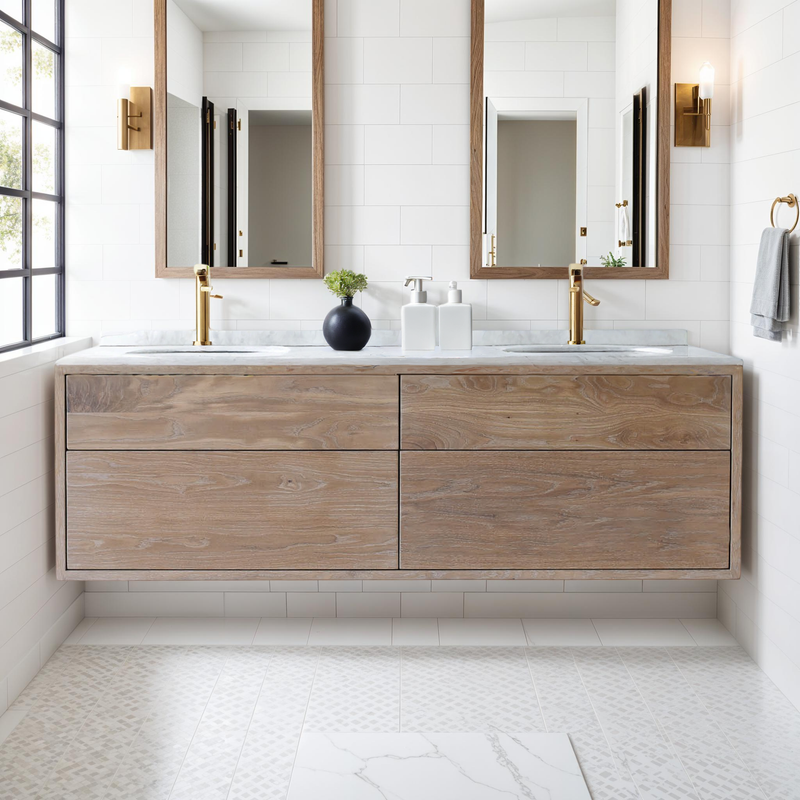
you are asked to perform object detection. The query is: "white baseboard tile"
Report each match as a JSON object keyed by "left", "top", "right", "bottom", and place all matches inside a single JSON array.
[
  {"left": 39, "top": 593, "right": 84, "bottom": 663},
  {"left": 270, "top": 580, "right": 319, "bottom": 592},
  {"left": 401, "top": 592, "right": 463, "bottom": 618},
  {"left": 286, "top": 592, "right": 335, "bottom": 618},
  {"left": 431, "top": 580, "right": 485, "bottom": 592},
  {"left": 223, "top": 592, "right": 287, "bottom": 618},
  {"left": 486, "top": 580, "right": 561, "bottom": 593},
  {"left": 128, "top": 580, "right": 272, "bottom": 592},
  {"left": 463, "top": 591, "right": 718, "bottom": 619},
  {"left": 0, "top": 676, "right": 7, "bottom": 716},
  {"left": 7, "top": 644, "right": 39, "bottom": 707},
  {"left": 85, "top": 581, "right": 128, "bottom": 592},
  {"left": 644, "top": 579, "right": 718, "bottom": 592},
  {"left": 319, "top": 580, "right": 362, "bottom": 592},
  {"left": 363, "top": 580, "right": 430, "bottom": 592},
  {"left": 565, "top": 580, "right": 642, "bottom": 593},
  {"left": 84, "top": 591, "right": 224, "bottom": 617},
  {"left": 336, "top": 592, "right": 400, "bottom": 617},
  {"left": 717, "top": 585, "right": 736, "bottom": 633}
]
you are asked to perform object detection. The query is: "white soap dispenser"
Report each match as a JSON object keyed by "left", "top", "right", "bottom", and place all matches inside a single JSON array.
[
  {"left": 402, "top": 275, "right": 436, "bottom": 351},
  {"left": 439, "top": 281, "right": 472, "bottom": 350}
]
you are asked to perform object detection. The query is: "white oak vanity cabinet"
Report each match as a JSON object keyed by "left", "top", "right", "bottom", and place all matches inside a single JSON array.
[{"left": 55, "top": 362, "right": 742, "bottom": 582}]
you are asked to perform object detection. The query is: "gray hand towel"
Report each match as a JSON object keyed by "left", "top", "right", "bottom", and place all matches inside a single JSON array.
[{"left": 750, "top": 227, "right": 790, "bottom": 341}]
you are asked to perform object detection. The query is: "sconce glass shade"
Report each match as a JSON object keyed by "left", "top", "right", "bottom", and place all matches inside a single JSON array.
[{"left": 698, "top": 62, "right": 715, "bottom": 100}]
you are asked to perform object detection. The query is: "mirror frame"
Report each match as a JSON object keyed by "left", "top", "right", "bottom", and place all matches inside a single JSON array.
[
  {"left": 154, "top": 0, "right": 324, "bottom": 279},
  {"left": 470, "top": 0, "right": 671, "bottom": 280}
]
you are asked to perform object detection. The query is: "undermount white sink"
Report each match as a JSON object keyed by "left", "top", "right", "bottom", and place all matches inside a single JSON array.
[
  {"left": 132, "top": 346, "right": 290, "bottom": 356},
  {"left": 503, "top": 344, "right": 674, "bottom": 355}
]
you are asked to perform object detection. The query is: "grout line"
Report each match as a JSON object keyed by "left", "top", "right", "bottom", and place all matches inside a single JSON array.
[
  {"left": 589, "top": 618, "right": 604, "bottom": 646},
  {"left": 678, "top": 619, "right": 700, "bottom": 646},
  {"left": 73, "top": 616, "right": 98, "bottom": 644}
]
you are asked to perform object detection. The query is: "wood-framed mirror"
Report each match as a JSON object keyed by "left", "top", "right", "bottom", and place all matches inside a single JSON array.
[
  {"left": 470, "top": 0, "right": 671, "bottom": 279},
  {"left": 154, "top": 0, "right": 324, "bottom": 278}
]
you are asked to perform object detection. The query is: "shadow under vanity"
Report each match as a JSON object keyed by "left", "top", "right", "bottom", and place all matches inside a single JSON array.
[{"left": 54, "top": 340, "right": 742, "bottom": 582}]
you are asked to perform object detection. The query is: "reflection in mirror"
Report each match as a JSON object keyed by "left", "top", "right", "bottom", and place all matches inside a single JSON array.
[
  {"left": 482, "top": 0, "right": 660, "bottom": 270},
  {"left": 165, "top": 0, "right": 313, "bottom": 269}
]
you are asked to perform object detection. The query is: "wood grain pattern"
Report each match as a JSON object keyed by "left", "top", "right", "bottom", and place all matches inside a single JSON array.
[
  {"left": 401, "top": 374, "right": 731, "bottom": 450},
  {"left": 400, "top": 451, "right": 731, "bottom": 570},
  {"left": 66, "top": 451, "right": 398, "bottom": 570},
  {"left": 469, "top": 0, "right": 671, "bottom": 280},
  {"left": 154, "top": 0, "right": 324, "bottom": 279},
  {"left": 66, "top": 375, "right": 398, "bottom": 450},
  {"left": 729, "top": 365, "right": 743, "bottom": 578}
]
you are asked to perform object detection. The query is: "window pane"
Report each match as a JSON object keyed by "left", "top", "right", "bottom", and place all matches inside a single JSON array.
[
  {"left": 32, "top": 272, "right": 57, "bottom": 338},
  {"left": 0, "top": 22, "right": 22, "bottom": 107},
  {"left": 32, "top": 120, "right": 56, "bottom": 194},
  {"left": 32, "top": 41, "right": 55, "bottom": 119},
  {"left": 33, "top": 198, "right": 56, "bottom": 267},
  {"left": 0, "top": 1, "right": 22, "bottom": 22},
  {"left": 0, "top": 275, "right": 22, "bottom": 347},
  {"left": 0, "top": 108, "right": 22, "bottom": 189},
  {"left": 32, "top": 0, "right": 56, "bottom": 44},
  {"left": 0, "top": 194, "right": 22, "bottom": 269}
]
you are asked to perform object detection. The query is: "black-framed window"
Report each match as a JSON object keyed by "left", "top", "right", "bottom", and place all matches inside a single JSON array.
[{"left": 0, "top": 0, "right": 64, "bottom": 354}]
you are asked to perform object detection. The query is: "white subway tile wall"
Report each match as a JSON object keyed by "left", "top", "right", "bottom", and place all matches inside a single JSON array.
[
  {"left": 722, "top": 0, "right": 800, "bottom": 713},
  {"left": 0, "top": 340, "right": 91, "bottom": 712},
  {"left": 61, "top": 0, "right": 734, "bottom": 616}
]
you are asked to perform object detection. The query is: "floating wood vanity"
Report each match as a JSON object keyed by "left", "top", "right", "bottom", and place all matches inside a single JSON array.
[{"left": 55, "top": 346, "right": 742, "bottom": 581}]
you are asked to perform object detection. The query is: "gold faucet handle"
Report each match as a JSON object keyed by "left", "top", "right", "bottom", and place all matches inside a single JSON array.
[
  {"left": 210, "top": 294, "right": 223, "bottom": 299},
  {"left": 583, "top": 289, "right": 600, "bottom": 307}
]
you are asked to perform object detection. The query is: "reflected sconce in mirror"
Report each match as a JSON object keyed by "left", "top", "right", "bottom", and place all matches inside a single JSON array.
[
  {"left": 117, "top": 86, "right": 153, "bottom": 150},
  {"left": 675, "top": 62, "right": 715, "bottom": 147}
]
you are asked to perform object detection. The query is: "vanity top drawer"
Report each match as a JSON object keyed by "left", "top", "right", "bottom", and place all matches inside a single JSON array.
[
  {"left": 66, "top": 374, "right": 399, "bottom": 450},
  {"left": 401, "top": 374, "right": 731, "bottom": 450}
]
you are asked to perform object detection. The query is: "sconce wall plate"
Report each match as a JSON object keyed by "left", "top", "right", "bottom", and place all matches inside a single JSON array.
[
  {"left": 117, "top": 87, "right": 153, "bottom": 150},
  {"left": 675, "top": 83, "right": 711, "bottom": 147}
]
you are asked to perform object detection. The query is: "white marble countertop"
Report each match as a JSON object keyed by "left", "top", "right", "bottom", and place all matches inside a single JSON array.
[{"left": 57, "top": 330, "right": 741, "bottom": 368}]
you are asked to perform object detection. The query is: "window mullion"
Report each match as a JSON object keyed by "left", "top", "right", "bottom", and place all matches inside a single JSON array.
[{"left": 22, "top": 0, "right": 33, "bottom": 343}]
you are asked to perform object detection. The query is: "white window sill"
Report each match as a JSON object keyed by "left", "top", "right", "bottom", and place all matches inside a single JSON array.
[{"left": 0, "top": 337, "right": 94, "bottom": 380}]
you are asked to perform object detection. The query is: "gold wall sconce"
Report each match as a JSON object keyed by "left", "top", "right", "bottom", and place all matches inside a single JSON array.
[
  {"left": 675, "top": 62, "right": 715, "bottom": 147},
  {"left": 117, "top": 86, "right": 153, "bottom": 150}
]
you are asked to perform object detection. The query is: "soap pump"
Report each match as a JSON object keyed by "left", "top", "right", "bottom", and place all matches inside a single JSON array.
[
  {"left": 402, "top": 275, "right": 436, "bottom": 351},
  {"left": 439, "top": 281, "right": 472, "bottom": 350}
]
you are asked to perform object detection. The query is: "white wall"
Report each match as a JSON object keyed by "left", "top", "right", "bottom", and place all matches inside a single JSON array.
[
  {"left": 0, "top": 342, "right": 88, "bottom": 714},
  {"left": 64, "top": 0, "right": 729, "bottom": 616},
  {"left": 719, "top": 0, "right": 800, "bottom": 712}
]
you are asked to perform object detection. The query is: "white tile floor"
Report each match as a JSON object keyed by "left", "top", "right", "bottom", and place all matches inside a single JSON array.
[
  {"left": 63, "top": 616, "right": 738, "bottom": 647},
  {"left": 1, "top": 618, "right": 798, "bottom": 799}
]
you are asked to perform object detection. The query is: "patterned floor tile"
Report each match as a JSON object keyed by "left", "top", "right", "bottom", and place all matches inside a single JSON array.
[
  {"left": 401, "top": 647, "right": 546, "bottom": 733},
  {"left": 0, "top": 642, "right": 799, "bottom": 800},
  {"left": 571, "top": 647, "right": 701, "bottom": 799},
  {"left": 526, "top": 647, "right": 640, "bottom": 800}
]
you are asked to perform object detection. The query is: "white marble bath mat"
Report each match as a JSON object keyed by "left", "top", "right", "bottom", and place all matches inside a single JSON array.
[{"left": 287, "top": 731, "right": 591, "bottom": 799}]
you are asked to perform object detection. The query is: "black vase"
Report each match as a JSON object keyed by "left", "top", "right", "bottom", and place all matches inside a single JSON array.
[{"left": 323, "top": 297, "right": 372, "bottom": 351}]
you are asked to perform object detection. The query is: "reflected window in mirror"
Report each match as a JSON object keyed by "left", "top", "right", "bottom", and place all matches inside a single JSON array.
[
  {"left": 472, "top": 0, "right": 670, "bottom": 279},
  {"left": 157, "top": 0, "right": 323, "bottom": 278}
]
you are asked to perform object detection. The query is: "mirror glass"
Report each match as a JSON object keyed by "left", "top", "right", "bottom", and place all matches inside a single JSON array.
[
  {"left": 483, "top": 0, "right": 659, "bottom": 269},
  {"left": 166, "top": 0, "right": 313, "bottom": 269}
]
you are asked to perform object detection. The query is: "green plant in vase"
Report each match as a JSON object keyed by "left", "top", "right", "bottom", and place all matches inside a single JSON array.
[{"left": 322, "top": 270, "right": 371, "bottom": 351}]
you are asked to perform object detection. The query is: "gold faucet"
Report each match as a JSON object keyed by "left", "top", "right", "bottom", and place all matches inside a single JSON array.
[
  {"left": 193, "top": 265, "right": 223, "bottom": 346},
  {"left": 568, "top": 263, "right": 600, "bottom": 345}
]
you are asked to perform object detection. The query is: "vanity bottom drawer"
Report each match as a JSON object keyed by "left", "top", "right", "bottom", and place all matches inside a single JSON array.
[
  {"left": 400, "top": 451, "right": 731, "bottom": 570},
  {"left": 66, "top": 451, "right": 398, "bottom": 570}
]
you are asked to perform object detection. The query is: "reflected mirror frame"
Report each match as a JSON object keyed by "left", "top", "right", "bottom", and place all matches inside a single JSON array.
[
  {"left": 154, "top": 0, "right": 324, "bottom": 279},
  {"left": 469, "top": 0, "right": 671, "bottom": 280}
]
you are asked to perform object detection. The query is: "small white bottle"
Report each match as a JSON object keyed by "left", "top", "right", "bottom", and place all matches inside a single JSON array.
[
  {"left": 438, "top": 281, "right": 472, "bottom": 350},
  {"left": 401, "top": 276, "right": 436, "bottom": 351}
]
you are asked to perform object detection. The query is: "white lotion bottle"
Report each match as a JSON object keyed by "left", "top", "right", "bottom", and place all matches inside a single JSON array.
[
  {"left": 401, "top": 276, "right": 436, "bottom": 351},
  {"left": 438, "top": 281, "right": 472, "bottom": 350}
]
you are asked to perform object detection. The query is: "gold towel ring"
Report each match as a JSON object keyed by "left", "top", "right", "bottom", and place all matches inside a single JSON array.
[{"left": 770, "top": 194, "right": 799, "bottom": 233}]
